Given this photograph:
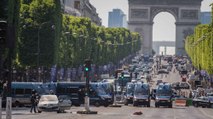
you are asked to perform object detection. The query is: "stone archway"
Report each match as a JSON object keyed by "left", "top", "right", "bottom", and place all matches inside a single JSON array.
[{"left": 128, "top": 0, "right": 202, "bottom": 55}]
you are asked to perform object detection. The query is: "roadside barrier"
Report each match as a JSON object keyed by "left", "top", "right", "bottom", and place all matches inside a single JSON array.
[
  {"left": 175, "top": 99, "right": 186, "bottom": 106},
  {"left": 186, "top": 98, "right": 193, "bottom": 106}
]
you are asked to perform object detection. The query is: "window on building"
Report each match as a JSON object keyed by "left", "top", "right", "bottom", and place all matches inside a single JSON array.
[{"left": 74, "top": 1, "right": 80, "bottom": 10}]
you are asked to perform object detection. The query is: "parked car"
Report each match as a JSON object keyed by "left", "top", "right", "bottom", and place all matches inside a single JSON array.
[
  {"left": 179, "top": 82, "right": 190, "bottom": 89},
  {"left": 155, "top": 83, "right": 173, "bottom": 108},
  {"left": 157, "top": 69, "right": 169, "bottom": 74},
  {"left": 133, "top": 82, "right": 150, "bottom": 107},
  {"left": 38, "top": 95, "right": 71, "bottom": 113},
  {"left": 171, "top": 82, "right": 190, "bottom": 90},
  {"left": 58, "top": 95, "right": 72, "bottom": 108},
  {"left": 192, "top": 96, "right": 212, "bottom": 108},
  {"left": 207, "top": 93, "right": 213, "bottom": 108},
  {"left": 124, "top": 82, "right": 135, "bottom": 105}
]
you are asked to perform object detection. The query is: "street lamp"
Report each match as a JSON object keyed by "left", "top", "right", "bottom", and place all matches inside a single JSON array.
[
  {"left": 12, "top": 67, "right": 16, "bottom": 81},
  {"left": 37, "top": 22, "right": 55, "bottom": 82},
  {"left": 25, "top": 66, "right": 29, "bottom": 82},
  {"left": 38, "top": 67, "right": 41, "bottom": 82},
  {"left": 64, "top": 32, "right": 71, "bottom": 67}
]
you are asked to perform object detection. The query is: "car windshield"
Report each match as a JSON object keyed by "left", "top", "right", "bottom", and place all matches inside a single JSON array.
[
  {"left": 40, "top": 95, "right": 58, "bottom": 102},
  {"left": 92, "top": 85, "right": 107, "bottom": 95},
  {"left": 58, "top": 95, "right": 70, "bottom": 100},
  {"left": 127, "top": 84, "right": 134, "bottom": 94},
  {"left": 156, "top": 89, "right": 172, "bottom": 96},
  {"left": 207, "top": 93, "right": 213, "bottom": 96},
  {"left": 156, "top": 85, "right": 172, "bottom": 96},
  {"left": 134, "top": 89, "right": 148, "bottom": 95},
  {"left": 96, "top": 87, "right": 107, "bottom": 95},
  {"left": 134, "top": 84, "right": 149, "bottom": 95}
]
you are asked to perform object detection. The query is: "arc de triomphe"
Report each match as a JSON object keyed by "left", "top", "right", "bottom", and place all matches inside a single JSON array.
[{"left": 128, "top": 0, "right": 202, "bottom": 55}]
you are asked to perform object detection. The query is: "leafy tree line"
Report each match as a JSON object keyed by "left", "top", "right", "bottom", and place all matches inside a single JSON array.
[
  {"left": 0, "top": 0, "right": 20, "bottom": 79},
  {"left": 59, "top": 15, "right": 141, "bottom": 67},
  {"left": 17, "top": 0, "right": 141, "bottom": 68},
  {"left": 17, "top": 0, "right": 61, "bottom": 67},
  {"left": 185, "top": 4, "right": 213, "bottom": 75}
]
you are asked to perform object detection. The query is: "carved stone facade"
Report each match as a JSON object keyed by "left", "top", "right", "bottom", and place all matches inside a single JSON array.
[
  {"left": 181, "top": 10, "right": 199, "bottom": 20},
  {"left": 150, "top": 7, "right": 179, "bottom": 21},
  {"left": 128, "top": 0, "right": 202, "bottom": 55},
  {"left": 131, "top": 9, "right": 148, "bottom": 19},
  {"left": 129, "top": 0, "right": 202, "bottom": 6}
]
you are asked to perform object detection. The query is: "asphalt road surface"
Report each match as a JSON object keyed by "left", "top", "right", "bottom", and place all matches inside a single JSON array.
[
  {"left": 8, "top": 105, "right": 213, "bottom": 119},
  {"left": 3, "top": 61, "right": 213, "bottom": 119}
]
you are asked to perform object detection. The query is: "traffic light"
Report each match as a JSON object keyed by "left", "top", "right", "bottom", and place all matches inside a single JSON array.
[
  {"left": 134, "top": 72, "right": 138, "bottom": 79},
  {"left": 121, "top": 72, "right": 124, "bottom": 79},
  {"left": 0, "top": 21, "right": 7, "bottom": 47},
  {"left": 0, "top": 0, "right": 8, "bottom": 20},
  {"left": 84, "top": 59, "right": 92, "bottom": 73},
  {"left": 114, "top": 72, "right": 118, "bottom": 78}
]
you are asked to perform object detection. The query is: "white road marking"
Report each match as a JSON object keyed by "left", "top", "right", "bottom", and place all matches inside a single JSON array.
[{"left": 198, "top": 108, "right": 213, "bottom": 119}]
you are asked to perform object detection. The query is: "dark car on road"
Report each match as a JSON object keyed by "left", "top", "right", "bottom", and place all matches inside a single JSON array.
[
  {"left": 155, "top": 83, "right": 173, "bottom": 108},
  {"left": 192, "top": 96, "right": 212, "bottom": 108},
  {"left": 157, "top": 69, "right": 169, "bottom": 74},
  {"left": 124, "top": 82, "right": 135, "bottom": 105},
  {"left": 133, "top": 83, "right": 150, "bottom": 107}
]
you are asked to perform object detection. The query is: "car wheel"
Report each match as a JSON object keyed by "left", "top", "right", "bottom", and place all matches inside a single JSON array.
[
  {"left": 57, "top": 109, "right": 63, "bottom": 113},
  {"left": 169, "top": 104, "right": 172, "bottom": 108},
  {"left": 94, "top": 102, "right": 100, "bottom": 107},
  {"left": 194, "top": 103, "right": 198, "bottom": 107},
  {"left": 104, "top": 104, "right": 109, "bottom": 107},
  {"left": 155, "top": 103, "right": 158, "bottom": 108},
  {"left": 133, "top": 101, "right": 138, "bottom": 107},
  {"left": 124, "top": 100, "right": 128, "bottom": 106},
  {"left": 209, "top": 104, "right": 213, "bottom": 108},
  {"left": 14, "top": 101, "right": 20, "bottom": 107},
  {"left": 147, "top": 103, "right": 150, "bottom": 107},
  {"left": 57, "top": 110, "right": 61, "bottom": 113},
  {"left": 38, "top": 110, "right": 42, "bottom": 113},
  {"left": 75, "top": 104, "right": 81, "bottom": 107}
]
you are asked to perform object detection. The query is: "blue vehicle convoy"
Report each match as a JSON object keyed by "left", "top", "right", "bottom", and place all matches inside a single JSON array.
[
  {"left": 98, "top": 82, "right": 113, "bottom": 97},
  {"left": 117, "top": 74, "right": 131, "bottom": 87},
  {"left": 155, "top": 83, "right": 173, "bottom": 108},
  {"left": 56, "top": 82, "right": 85, "bottom": 106},
  {"left": 133, "top": 83, "right": 150, "bottom": 107},
  {"left": 56, "top": 82, "right": 112, "bottom": 107},
  {"left": 42, "top": 82, "right": 57, "bottom": 94},
  {"left": 90, "top": 83, "right": 112, "bottom": 107},
  {"left": 11, "top": 82, "right": 44, "bottom": 107},
  {"left": 98, "top": 82, "right": 114, "bottom": 103},
  {"left": 124, "top": 82, "right": 135, "bottom": 105}
]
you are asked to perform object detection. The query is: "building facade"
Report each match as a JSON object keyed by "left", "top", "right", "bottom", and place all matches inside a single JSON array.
[
  {"left": 108, "top": 9, "right": 127, "bottom": 28},
  {"left": 61, "top": 0, "right": 102, "bottom": 26},
  {"left": 200, "top": 12, "right": 211, "bottom": 24},
  {"left": 128, "top": 0, "right": 202, "bottom": 55}
]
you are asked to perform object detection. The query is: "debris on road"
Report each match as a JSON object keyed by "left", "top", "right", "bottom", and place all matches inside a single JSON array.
[{"left": 133, "top": 111, "right": 143, "bottom": 115}]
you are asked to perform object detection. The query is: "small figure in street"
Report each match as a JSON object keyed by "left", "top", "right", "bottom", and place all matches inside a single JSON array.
[
  {"left": 30, "top": 93, "right": 37, "bottom": 113},
  {"left": 35, "top": 93, "right": 40, "bottom": 112}
]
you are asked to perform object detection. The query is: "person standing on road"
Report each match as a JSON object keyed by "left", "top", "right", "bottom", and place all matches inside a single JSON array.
[
  {"left": 35, "top": 93, "right": 40, "bottom": 112},
  {"left": 30, "top": 93, "right": 37, "bottom": 113}
]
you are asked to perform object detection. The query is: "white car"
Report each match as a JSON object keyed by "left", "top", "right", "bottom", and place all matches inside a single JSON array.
[{"left": 38, "top": 95, "right": 71, "bottom": 113}]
